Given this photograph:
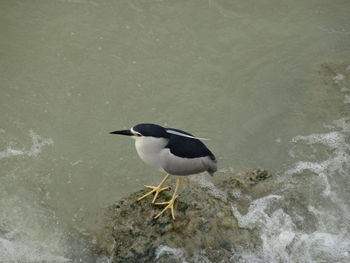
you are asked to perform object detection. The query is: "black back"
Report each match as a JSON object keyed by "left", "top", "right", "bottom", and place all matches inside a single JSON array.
[{"left": 165, "top": 128, "right": 216, "bottom": 160}]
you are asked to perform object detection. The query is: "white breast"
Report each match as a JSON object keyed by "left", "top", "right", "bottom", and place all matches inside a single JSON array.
[{"left": 134, "top": 136, "right": 169, "bottom": 169}]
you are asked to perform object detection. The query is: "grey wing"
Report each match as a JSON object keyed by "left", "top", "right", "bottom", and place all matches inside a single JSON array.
[{"left": 160, "top": 148, "right": 217, "bottom": 176}]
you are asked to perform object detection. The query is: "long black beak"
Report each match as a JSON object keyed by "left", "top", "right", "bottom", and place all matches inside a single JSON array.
[{"left": 109, "top": 129, "right": 133, "bottom": 136}]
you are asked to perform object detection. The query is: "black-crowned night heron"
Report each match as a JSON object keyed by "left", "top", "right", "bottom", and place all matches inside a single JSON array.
[{"left": 110, "top": 123, "right": 217, "bottom": 220}]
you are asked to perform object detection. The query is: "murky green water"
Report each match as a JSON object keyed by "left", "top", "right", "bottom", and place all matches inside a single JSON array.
[{"left": 1, "top": 0, "right": 349, "bottom": 262}]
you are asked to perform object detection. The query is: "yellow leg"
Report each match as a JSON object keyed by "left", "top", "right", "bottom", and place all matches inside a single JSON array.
[
  {"left": 154, "top": 177, "right": 182, "bottom": 220},
  {"left": 137, "top": 173, "right": 171, "bottom": 203}
]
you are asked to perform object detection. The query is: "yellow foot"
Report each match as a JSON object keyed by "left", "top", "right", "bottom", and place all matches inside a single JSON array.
[
  {"left": 154, "top": 194, "right": 179, "bottom": 220},
  {"left": 137, "top": 185, "right": 171, "bottom": 203}
]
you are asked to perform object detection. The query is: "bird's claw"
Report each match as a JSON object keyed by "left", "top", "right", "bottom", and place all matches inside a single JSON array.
[
  {"left": 137, "top": 185, "right": 171, "bottom": 203},
  {"left": 154, "top": 194, "right": 179, "bottom": 220}
]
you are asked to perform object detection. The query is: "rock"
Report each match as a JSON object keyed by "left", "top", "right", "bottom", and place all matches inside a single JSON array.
[{"left": 89, "top": 169, "right": 273, "bottom": 263}]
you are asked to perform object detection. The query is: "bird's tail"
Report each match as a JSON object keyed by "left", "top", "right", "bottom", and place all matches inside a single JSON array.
[{"left": 207, "top": 157, "right": 217, "bottom": 176}]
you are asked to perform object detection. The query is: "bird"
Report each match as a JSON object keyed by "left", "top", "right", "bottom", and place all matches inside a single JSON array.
[{"left": 110, "top": 123, "right": 217, "bottom": 220}]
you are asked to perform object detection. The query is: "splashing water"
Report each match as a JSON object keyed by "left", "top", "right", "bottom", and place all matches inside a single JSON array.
[
  {"left": 0, "top": 130, "right": 54, "bottom": 160},
  {"left": 229, "top": 119, "right": 350, "bottom": 263},
  {"left": 0, "top": 131, "right": 71, "bottom": 261},
  {"left": 229, "top": 68, "right": 350, "bottom": 263}
]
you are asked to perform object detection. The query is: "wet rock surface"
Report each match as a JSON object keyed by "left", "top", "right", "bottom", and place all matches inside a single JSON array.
[{"left": 89, "top": 169, "right": 273, "bottom": 263}]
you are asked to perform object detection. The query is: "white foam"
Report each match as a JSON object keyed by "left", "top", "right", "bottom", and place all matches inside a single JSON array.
[
  {"left": 333, "top": 73, "right": 345, "bottom": 83},
  {"left": 0, "top": 193, "right": 71, "bottom": 263},
  {"left": 290, "top": 232, "right": 350, "bottom": 263},
  {"left": 291, "top": 131, "right": 347, "bottom": 149},
  {"left": 0, "top": 130, "right": 54, "bottom": 160},
  {"left": 231, "top": 188, "right": 243, "bottom": 199},
  {"left": 0, "top": 148, "right": 25, "bottom": 159},
  {"left": 155, "top": 245, "right": 187, "bottom": 262},
  {"left": 191, "top": 252, "right": 213, "bottom": 263},
  {"left": 231, "top": 195, "right": 283, "bottom": 229},
  {"left": 344, "top": 95, "right": 350, "bottom": 104},
  {"left": 230, "top": 115, "right": 350, "bottom": 263},
  {"left": 330, "top": 117, "right": 350, "bottom": 132},
  {"left": 232, "top": 203, "right": 350, "bottom": 263},
  {"left": 218, "top": 167, "right": 235, "bottom": 173},
  {"left": 231, "top": 205, "right": 297, "bottom": 263},
  {"left": 333, "top": 72, "right": 350, "bottom": 93},
  {"left": 260, "top": 209, "right": 296, "bottom": 262},
  {"left": 286, "top": 127, "right": 350, "bottom": 198},
  {"left": 0, "top": 237, "right": 70, "bottom": 263}
]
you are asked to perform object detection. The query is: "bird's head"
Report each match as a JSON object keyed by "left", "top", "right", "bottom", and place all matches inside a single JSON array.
[{"left": 110, "top": 123, "right": 169, "bottom": 140}]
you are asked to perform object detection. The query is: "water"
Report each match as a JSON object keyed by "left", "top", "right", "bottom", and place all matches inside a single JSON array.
[{"left": 0, "top": 0, "right": 349, "bottom": 262}]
